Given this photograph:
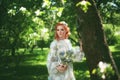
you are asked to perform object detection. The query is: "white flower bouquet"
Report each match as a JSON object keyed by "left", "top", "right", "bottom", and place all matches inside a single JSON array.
[{"left": 58, "top": 49, "right": 74, "bottom": 64}]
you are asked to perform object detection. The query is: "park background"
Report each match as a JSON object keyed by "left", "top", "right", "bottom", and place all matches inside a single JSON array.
[{"left": 0, "top": 0, "right": 120, "bottom": 80}]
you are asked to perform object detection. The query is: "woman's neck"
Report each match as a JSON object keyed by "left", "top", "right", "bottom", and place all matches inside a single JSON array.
[{"left": 57, "top": 38, "right": 67, "bottom": 41}]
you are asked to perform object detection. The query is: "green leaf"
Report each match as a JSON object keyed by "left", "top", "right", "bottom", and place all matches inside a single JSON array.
[
  {"left": 92, "top": 69, "right": 96, "bottom": 74},
  {"left": 76, "top": 1, "right": 91, "bottom": 13}
]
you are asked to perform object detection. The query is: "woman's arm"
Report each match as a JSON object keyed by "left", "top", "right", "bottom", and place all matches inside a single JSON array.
[
  {"left": 67, "top": 39, "right": 84, "bottom": 62},
  {"left": 46, "top": 40, "right": 59, "bottom": 74},
  {"left": 73, "top": 46, "right": 84, "bottom": 62}
]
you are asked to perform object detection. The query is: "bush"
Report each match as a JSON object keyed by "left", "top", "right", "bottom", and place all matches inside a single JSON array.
[{"left": 103, "top": 24, "right": 118, "bottom": 45}]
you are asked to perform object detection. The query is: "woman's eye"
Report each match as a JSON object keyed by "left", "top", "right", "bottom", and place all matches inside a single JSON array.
[{"left": 61, "top": 29, "right": 64, "bottom": 31}]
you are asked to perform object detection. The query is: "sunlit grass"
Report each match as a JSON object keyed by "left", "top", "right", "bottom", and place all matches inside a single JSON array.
[
  {"left": 75, "top": 70, "right": 90, "bottom": 80},
  {"left": 109, "top": 46, "right": 117, "bottom": 52},
  {"left": 0, "top": 46, "right": 120, "bottom": 80},
  {"left": 109, "top": 45, "right": 120, "bottom": 52}
]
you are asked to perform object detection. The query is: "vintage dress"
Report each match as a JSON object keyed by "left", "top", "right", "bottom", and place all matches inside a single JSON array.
[{"left": 47, "top": 39, "right": 84, "bottom": 80}]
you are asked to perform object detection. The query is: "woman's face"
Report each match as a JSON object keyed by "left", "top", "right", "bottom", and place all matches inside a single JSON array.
[{"left": 56, "top": 25, "right": 66, "bottom": 40}]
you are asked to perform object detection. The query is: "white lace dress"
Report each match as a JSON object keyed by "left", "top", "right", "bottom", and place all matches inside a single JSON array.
[{"left": 47, "top": 39, "right": 84, "bottom": 80}]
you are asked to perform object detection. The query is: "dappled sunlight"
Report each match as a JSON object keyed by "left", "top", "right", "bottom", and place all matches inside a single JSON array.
[
  {"left": 0, "top": 64, "right": 48, "bottom": 80},
  {"left": 115, "top": 45, "right": 120, "bottom": 50},
  {"left": 0, "top": 47, "right": 120, "bottom": 80},
  {"left": 75, "top": 70, "right": 90, "bottom": 80},
  {"left": 38, "top": 61, "right": 46, "bottom": 65},
  {"left": 109, "top": 46, "right": 120, "bottom": 52},
  {"left": 0, "top": 48, "right": 49, "bottom": 80},
  {"left": 0, "top": 0, "right": 120, "bottom": 80},
  {"left": 73, "top": 57, "right": 90, "bottom": 80}
]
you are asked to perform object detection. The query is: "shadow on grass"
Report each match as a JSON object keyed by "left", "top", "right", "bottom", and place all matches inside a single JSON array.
[
  {"left": 0, "top": 53, "right": 90, "bottom": 80},
  {"left": 74, "top": 60, "right": 90, "bottom": 80},
  {"left": 0, "top": 53, "right": 47, "bottom": 66},
  {"left": 115, "top": 44, "right": 120, "bottom": 50},
  {"left": 0, "top": 48, "right": 119, "bottom": 80},
  {"left": 0, "top": 64, "right": 48, "bottom": 80},
  {"left": 0, "top": 52, "right": 48, "bottom": 80},
  {"left": 112, "top": 51, "right": 120, "bottom": 73}
]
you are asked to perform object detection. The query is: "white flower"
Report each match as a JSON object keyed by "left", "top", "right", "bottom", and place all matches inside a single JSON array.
[
  {"left": 19, "top": 7, "right": 26, "bottom": 12},
  {"left": 81, "top": 0, "right": 87, "bottom": 5},
  {"left": 93, "top": 61, "right": 115, "bottom": 79},
  {"left": 102, "top": 74, "right": 106, "bottom": 79},
  {"left": 59, "top": 21, "right": 68, "bottom": 26},
  {"left": 35, "top": 10, "right": 40, "bottom": 16},
  {"left": 98, "top": 61, "right": 109, "bottom": 73}
]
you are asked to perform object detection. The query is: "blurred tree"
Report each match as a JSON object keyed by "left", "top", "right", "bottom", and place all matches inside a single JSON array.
[
  {"left": 96, "top": 0, "right": 120, "bottom": 45},
  {"left": 74, "top": 0, "right": 120, "bottom": 80},
  {"left": 0, "top": 1, "right": 120, "bottom": 79}
]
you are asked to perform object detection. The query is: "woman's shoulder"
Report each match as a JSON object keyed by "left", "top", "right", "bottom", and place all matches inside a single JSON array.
[
  {"left": 50, "top": 40, "right": 57, "bottom": 48},
  {"left": 51, "top": 39, "right": 57, "bottom": 44},
  {"left": 65, "top": 39, "right": 71, "bottom": 43}
]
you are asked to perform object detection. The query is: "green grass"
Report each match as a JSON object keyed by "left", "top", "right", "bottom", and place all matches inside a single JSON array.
[
  {"left": 109, "top": 45, "right": 120, "bottom": 73},
  {"left": 0, "top": 46, "right": 120, "bottom": 80},
  {"left": 0, "top": 48, "right": 49, "bottom": 80}
]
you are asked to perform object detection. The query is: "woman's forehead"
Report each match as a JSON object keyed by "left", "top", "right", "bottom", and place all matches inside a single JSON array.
[{"left": 57, "top": 25, "right": 64, "bottom": 29}]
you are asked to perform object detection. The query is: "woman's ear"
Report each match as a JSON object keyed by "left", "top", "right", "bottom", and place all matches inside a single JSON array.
[{"left": 65, "top": 32, "right": 68, "bottom": 39}]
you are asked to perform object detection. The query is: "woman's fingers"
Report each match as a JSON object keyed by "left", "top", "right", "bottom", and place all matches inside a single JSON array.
[{"left": 56, "top": 64, "right": 67, "bottom": 72}]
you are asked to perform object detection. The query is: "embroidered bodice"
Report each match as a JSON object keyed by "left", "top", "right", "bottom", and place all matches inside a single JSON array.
[{"left": 47, "top": 39, "right": 84, "bottom": 80}]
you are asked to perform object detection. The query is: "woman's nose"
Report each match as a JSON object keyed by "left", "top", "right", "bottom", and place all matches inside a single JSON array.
[{"left": 59, "top": 30, "right": 61, "bottom": 33}]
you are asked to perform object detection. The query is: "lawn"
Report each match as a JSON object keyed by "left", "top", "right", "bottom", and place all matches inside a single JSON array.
[{"left": 0, "top": 46, "right": 120, "bottom": 80}]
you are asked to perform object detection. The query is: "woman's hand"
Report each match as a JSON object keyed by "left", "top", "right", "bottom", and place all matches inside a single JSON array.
[{"left": 56, "top": 64, "right": 67, "bottom": 73}]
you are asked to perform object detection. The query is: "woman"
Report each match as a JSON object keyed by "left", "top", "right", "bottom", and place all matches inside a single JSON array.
[{"left": 47, "top": 21, "right": 84, "bottom": 80}]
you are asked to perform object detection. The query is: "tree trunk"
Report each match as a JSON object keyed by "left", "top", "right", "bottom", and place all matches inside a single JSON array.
[{"left": 74, "top": 0, "right": 120, "bottom": 80}]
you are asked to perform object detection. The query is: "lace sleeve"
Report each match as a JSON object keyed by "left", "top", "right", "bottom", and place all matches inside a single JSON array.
[
  {"left": 65, "top": 39, "right": 84, "bottom": 62},
  {"left": 73, "top": 46, "right": 84, "bottom": 62},
  {"left": 46, "top": 40, "right": 59, "bottom": 74}
]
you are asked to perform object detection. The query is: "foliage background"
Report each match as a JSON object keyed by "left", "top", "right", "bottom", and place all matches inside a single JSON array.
[{"left": 0, "top": 0, "right": 120, "bottom": 80}]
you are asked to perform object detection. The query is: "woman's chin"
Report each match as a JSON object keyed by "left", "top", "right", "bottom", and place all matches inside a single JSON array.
[{"left": 58, "top": 37, "right": 65, "bottom": 40}]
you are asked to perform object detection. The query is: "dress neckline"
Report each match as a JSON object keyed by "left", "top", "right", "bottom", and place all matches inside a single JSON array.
[{"left": 56, "top": 39, "right": 68, "bottom": 42}]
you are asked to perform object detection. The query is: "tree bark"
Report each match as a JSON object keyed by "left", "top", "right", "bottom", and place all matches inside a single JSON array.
[{"left": 74, "top": 0, "right": 120, "bottom": 80}]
